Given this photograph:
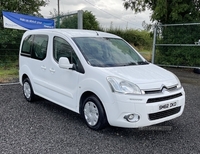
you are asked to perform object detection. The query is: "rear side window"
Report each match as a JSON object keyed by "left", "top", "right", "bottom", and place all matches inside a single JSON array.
[
  {"left": 32, "top": 35, "right": 48, "bottom": 60},
  {"left": 21, "top": 35, "right": 48, "bottom": 60},
  {"left": 21, "top": 35, "right": 34, "bottom": 55}
]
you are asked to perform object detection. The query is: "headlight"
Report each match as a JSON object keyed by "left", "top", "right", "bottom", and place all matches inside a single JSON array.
[
  {"left": 174, "top": 75, "right": 182, "bottom": 89},
  {"left": 107, "top": 77, "right": 143, "bottom": 95}
]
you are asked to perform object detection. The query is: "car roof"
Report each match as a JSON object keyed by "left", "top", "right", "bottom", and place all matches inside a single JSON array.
[{"left": 24, "top": 29, "right": 120, "bottom": 38}]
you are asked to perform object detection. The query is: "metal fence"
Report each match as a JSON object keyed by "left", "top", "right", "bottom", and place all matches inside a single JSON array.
[
  {"left": 152, "top": 23, "right": 200, "bottom": 69},
  {"left": 52, "top": 10, "right": 83, "bottom": 29}
]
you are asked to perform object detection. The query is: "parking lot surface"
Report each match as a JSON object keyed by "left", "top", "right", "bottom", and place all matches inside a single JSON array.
[{"left": 0, "top": 68, "right": 200, "bottom": 154}]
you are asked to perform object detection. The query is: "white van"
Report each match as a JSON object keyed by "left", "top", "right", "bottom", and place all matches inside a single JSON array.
[{"left": 19, "top": 29, "right": 185, "bottom": 130}]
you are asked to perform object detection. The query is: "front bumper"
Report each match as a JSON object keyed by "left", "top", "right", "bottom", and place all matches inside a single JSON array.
[{"left": 106, "top": 88, "right": 185, "bottom": 128}]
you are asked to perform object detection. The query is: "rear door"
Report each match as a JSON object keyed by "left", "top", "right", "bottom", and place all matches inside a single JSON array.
[{"left": 20, "top": 34, "right": 49, "bottom": 95}]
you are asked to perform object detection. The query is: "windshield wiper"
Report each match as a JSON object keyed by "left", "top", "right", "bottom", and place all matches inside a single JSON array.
[
  {"left": 124, "top": 62, "right": 137, "bottom": 66},
  {"left": 137, "top": 61, "right": 149, "bottom": 65}
]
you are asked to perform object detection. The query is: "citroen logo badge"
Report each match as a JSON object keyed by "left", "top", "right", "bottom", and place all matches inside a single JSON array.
[{"left": 161, "top": 85, "right": 168, "bottom": 93}]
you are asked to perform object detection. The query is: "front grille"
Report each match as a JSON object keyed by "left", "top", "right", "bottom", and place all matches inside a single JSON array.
[
  {"left": 147, "top": 93, "right": 182, "bottom": 103},
  {"left": 149, "top": 107, "right": 181, "bottom": 120},
  {"left": 145, "top": 90, "right": 161, "bottom": 94},
  {"left": 144, "top": 85, "right": 178, "bottom": 94}
]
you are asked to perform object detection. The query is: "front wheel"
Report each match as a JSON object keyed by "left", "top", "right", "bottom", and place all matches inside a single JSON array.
[
  {"left": 23, "top": 78, "right": 36, "bottom": 102},
  {"left": 81, "top": 95, "right": 108, "bottom": 130}
]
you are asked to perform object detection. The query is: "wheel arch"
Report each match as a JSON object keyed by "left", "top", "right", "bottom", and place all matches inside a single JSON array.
[
  {"left": 79, "top": 91, "right": 107, "bottom": 118},
  {"left": 22, "top": 74, "right": 29, "bottom": 83},
  {"left": 19, "top": 64, "right": 32, "bottom": 85},
  {"left": 21, "top": 74, "right": 35, "bottom": 94}
]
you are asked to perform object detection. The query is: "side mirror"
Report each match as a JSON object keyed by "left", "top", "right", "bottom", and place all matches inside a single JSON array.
[{"left": 59, "top": 57, "right": 73, "bottom": 69}]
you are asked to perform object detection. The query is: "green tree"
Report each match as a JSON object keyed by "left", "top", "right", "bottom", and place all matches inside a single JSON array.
[
  {"left": 123, "top": 0, "right": 200, "bottom": 24},
  {"left": 60, "top": 10, "right": 100, "bottom": 30},
  {"left": 0, "top": 0, "right": 47, "bottom": 16},
  {"left": 123, "top": 0, "right": 200, "bottom": 67}
]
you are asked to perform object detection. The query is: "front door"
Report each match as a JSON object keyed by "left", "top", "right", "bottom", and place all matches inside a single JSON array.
[{"left": 45, "top": 36, "right": 82, "bottom": 110}]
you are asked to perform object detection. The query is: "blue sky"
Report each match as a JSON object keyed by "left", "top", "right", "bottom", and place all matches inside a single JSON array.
[{"left": 39, "top": 0, "right": 151, "bottom": 30}]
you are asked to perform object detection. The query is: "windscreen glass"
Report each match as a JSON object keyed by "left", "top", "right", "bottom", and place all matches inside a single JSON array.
[{"left": 73, "top": 37, "right": 148, "bottom": 67}]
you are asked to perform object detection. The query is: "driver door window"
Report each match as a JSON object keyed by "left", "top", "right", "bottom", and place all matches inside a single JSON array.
[
  {"left": 53, "top": 36, "right": 84, "bottom": 73},
  {"left": 53, "top": 36, "right": 73, "bottom": 62}
]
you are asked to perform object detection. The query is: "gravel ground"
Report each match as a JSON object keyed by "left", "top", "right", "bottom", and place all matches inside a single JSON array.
[{"left": 0, "top": 68, "right": 200, "bottom": 154}]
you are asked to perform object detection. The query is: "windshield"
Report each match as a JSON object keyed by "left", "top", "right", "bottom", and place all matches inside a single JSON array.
[{"left": 73, "top": 37, "right": 148, "bottom": 67}]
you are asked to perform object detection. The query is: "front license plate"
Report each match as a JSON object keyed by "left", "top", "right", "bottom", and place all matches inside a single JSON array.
[{"left": 159, "top": 102, "right": 177, "bottom": 110}]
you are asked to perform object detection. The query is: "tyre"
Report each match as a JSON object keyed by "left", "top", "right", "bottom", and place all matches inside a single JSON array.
[
  {"left": 23, "top": 78, "right": 36, "bottom": 102},
  {"left": 81, "top": 95, "right": 108, "bottom": 130}
]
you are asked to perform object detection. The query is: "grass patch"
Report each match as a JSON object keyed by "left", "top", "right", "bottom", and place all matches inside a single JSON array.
[{"left": 0, "top": 61, "right": 19, "bottom": 83}]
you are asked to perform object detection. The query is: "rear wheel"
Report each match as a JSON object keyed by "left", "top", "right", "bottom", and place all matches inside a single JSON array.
[
  {"left": 81, "top": 95, "right": 108, "bottom": 130},
  {"left": 23, "top": 78, "right": 36, "bottom": 102}
]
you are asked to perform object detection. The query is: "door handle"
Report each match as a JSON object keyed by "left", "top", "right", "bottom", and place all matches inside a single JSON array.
[
  {"left": 49, "top": 68, "right": 55, "bottom": 73},
  {"left": 41, "top": 65, "right": 46, "bottom": 70}
]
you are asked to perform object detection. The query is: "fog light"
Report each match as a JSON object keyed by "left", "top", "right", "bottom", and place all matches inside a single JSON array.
[{"left": 124, "top": 114, "right": 140, "bottom": 123}]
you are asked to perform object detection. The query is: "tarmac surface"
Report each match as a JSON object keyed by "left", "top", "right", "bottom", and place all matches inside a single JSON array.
[{"left": 0, "top": 68, "right": 200, "bottom": 154}]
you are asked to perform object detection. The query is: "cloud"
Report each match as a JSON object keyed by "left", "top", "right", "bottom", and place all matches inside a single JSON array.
[{"left": 39, "top": 0, "right": 152, "bottom": 29}]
